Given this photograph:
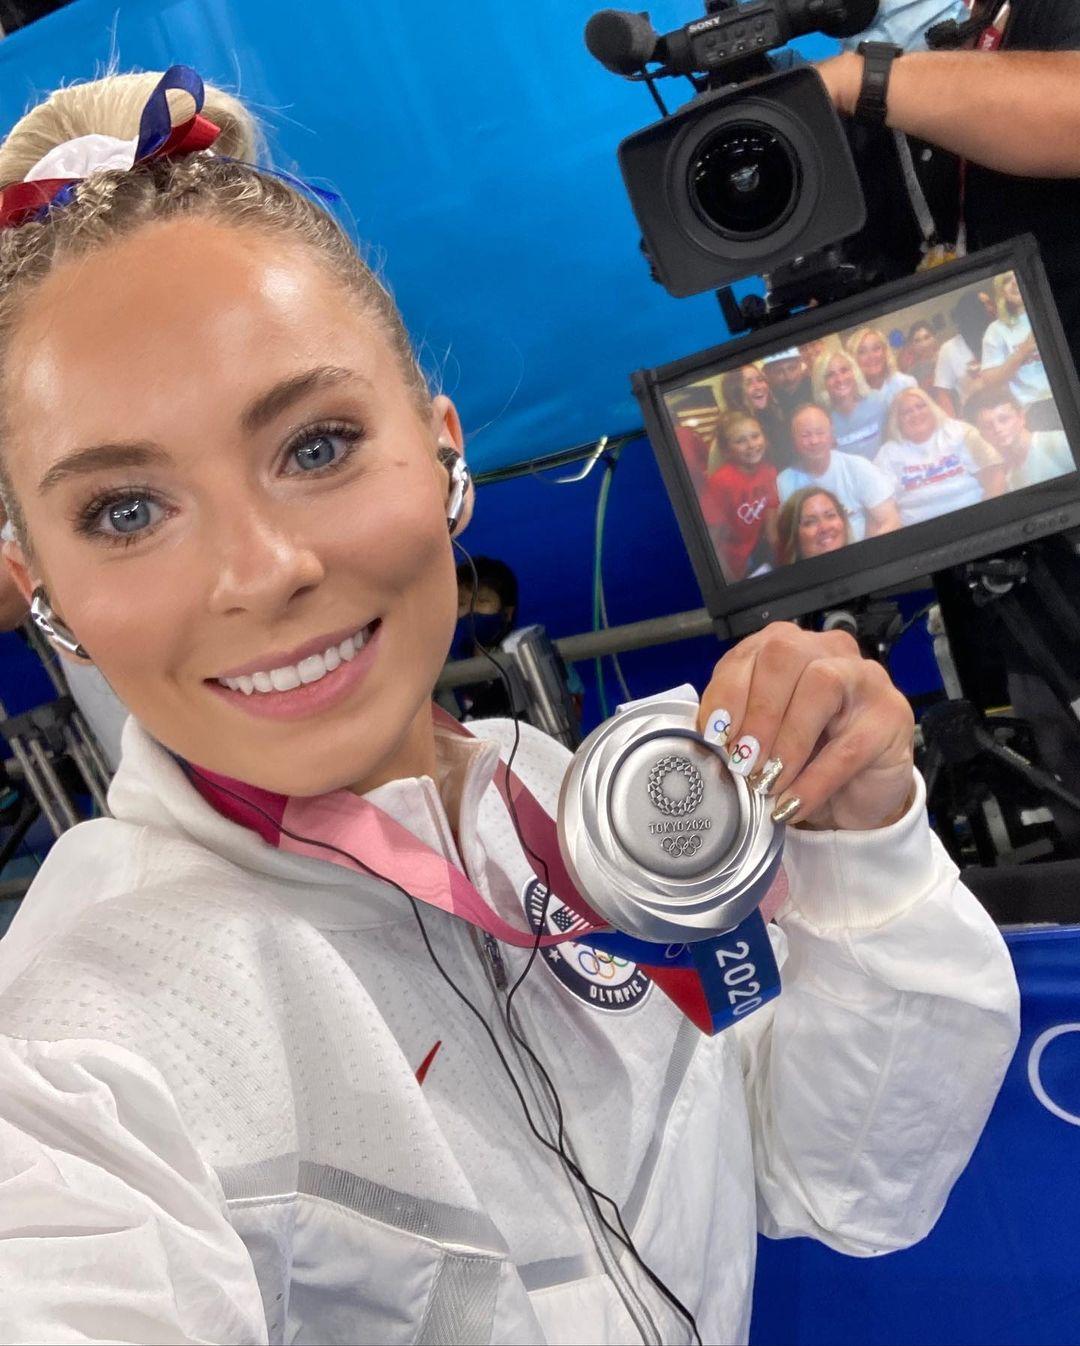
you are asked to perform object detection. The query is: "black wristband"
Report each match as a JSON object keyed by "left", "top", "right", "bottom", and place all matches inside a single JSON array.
[{"left": 854, "top": 41, "right": 903, "bottom": 128}]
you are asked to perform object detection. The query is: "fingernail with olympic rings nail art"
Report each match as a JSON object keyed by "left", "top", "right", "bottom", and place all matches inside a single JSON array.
[
  {"left": 727, "top": 735, "right": 760, "bottom": 776},
  {"left": 703, "top": 707, "right": 734, "bottom": 747}
]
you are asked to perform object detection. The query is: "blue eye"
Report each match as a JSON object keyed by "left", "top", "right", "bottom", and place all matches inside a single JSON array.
[
  {"left": 75, "top": 490, "right": 167, "bottom": 545},
  {"left": 106, "top": 497, "right": 156, "bottom": 533},
  {"left": 287, "top": 426, "right": 361, "bottom": 474}
]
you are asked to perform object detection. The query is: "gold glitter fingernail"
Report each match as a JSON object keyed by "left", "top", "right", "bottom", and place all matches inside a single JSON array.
[
  {"left": 771, "top": 795, "right": 801, "bottom": 824},
  {"left": 751, "top": 757, "right": 784, "bottom": 796}
]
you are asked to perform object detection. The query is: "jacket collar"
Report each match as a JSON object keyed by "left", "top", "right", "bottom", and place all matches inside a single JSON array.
[{"left": 106, "top": 712, "right": 502, "bottom": 929}]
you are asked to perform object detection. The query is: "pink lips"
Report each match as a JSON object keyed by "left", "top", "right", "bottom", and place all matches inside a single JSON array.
[{"left": 205, "top": 621, "right": 382, "bottom": 722}]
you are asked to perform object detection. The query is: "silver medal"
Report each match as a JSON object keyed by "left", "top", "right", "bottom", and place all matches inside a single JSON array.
[{"left": 557, "top": 695, "right": 784, "bottom": 943}]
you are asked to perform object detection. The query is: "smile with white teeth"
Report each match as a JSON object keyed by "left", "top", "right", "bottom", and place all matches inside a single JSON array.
[{"left": 216, "top": 623, "right": 376, "bottom": 695}]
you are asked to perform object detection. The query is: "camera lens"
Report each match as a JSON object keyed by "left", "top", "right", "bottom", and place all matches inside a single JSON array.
[{"left": 688, "top": 122, "right": 799, "bottom": 239}]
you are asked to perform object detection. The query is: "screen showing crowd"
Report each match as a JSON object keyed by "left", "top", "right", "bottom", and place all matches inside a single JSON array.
[{"left": 663, "top": 270, "right": 1076, "bottom": 584}]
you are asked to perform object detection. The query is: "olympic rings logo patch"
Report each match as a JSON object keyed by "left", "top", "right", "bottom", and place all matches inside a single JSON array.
[
  {"left": 647, "top": 755, "right": 704, "bottom": 817},
  {"left": 576, "top": 946, "right": 631, "bottom": 980},
  {"left": 524, "top": 880, "right": 651, "bottom": 1013}
]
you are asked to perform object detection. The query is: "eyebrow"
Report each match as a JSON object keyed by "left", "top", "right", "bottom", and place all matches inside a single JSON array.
[{"left": 37, "top": 365, "right": 365, "bottom": 495}]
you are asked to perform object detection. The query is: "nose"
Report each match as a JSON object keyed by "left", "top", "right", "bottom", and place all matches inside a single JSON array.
[{"left": 205, "top": 502, "right": 326, "bottom": 618}]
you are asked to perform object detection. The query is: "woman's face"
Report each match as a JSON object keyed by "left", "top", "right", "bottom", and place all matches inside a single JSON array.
[
  {"left": 1, "top": 217, "right": 462, "bottom": 797},
  {"left": 908, "top": 325, "right": 938, "bottom": 364},
  {"left": 725, "top": 418, "right": 767, "bottom": 468},
  {"left": 741, "top": 365, "right": 770, "bottom": 410},
  {"left": 797, "top": 493, "right": 846, "bottom": 558},
  {"left": 896, "top": 392, "right": 938, "bottom": 443},
  {"left": 855, "top": 333, "right": 888, "bottom": 384},
  {"left": 824, "top": 355, "right": 856, "bottom": 405}
]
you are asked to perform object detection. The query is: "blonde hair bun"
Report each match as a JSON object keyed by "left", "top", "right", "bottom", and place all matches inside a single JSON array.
[{"left": 0, "top": 72, "right": 259, "bottom": 189}]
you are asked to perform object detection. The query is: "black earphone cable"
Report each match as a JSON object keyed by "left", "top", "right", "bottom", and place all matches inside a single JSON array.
[{"left": 454, "top": 541, "right": 701, "bottom": 1344}]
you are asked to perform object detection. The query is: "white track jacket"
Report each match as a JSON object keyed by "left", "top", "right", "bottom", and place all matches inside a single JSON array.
[{"left": 0, "top": 698, "right": 1019, "bottom": 1345}]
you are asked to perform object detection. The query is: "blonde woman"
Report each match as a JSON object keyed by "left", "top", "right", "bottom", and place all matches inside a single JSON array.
[
  {"left": 846, "top": 326, "right": 916, "bottom": 405},
  {"left": 811, "top": 348, "right": 891, "bottom": 459},
  {"left": 980, "top": 270, "right": 1051, "bottom": 414},
  {"left": 0, "top": 68, "right": 1017, "bottom": 1344},
  {"left": 875, "top": 386, "right": 1006, "bottom": 526}
]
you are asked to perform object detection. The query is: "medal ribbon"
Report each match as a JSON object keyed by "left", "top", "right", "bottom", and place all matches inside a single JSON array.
[{"left": 182, "top": 706, "right": 781, "bottom": 1033}]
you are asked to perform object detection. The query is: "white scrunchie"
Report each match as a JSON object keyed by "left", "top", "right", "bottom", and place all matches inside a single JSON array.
[{"left": 23, "top": 133, "right": 139, "bottom": 183}]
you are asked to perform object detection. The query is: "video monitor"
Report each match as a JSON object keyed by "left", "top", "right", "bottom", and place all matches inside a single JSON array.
[{"left": 633, "top": 237, "right": 1080, "bottom": 636}]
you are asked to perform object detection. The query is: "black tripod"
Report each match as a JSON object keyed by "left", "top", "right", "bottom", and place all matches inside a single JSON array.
[{"left": 926, "top": 537, "right": 1080, "bottom": 868}]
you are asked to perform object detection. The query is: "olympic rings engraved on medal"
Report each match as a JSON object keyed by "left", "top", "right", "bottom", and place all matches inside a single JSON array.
[
  {"left": 661, "top": 833, "right": 702, "bottom": 859},
  {"left": 647, "top": 755, "right": 704, "bottom": 816}
]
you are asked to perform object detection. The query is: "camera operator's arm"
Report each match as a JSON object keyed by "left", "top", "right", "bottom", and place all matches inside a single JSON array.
[{"left": 818, "top": 50, "right": 1080, "bottom": 177}]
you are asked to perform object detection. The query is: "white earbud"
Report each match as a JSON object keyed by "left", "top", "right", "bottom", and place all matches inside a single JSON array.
[{"left": 438, "top": 444, "right": 471, "bottom": 537}]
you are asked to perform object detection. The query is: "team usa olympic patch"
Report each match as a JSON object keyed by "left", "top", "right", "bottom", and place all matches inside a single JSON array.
[{"left": 524, "top": 879, "right": 651, "bottom": 1012}]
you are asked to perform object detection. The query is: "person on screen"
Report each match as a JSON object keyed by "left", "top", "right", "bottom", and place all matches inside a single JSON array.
[
  {"left": 965, "top": 387, "right": 1074, "bottom": 492},
  {"left": 719, "top": 363, "right": 794, "bottom": 470},
  {"left": 980, "top": 271, "right": 1054, "bottom": 429},
  {"left": 874, "top": 387, "right": 1005, "bottom": 526},
  {"left": 932, "top": 289, "right": 997, "bottom": 418},
  {"left": 700, "top": 412, "right": 780, "bottom": 579},
  {"left": 779, "top": 404, "right": 901, "bottom": 541},
  {"left": 762, "top": 347, "right": 813, "bottom": 418},
  {"left": 776, "top": 486, "right": 854, "bottom": 565},
  {"left": 812, "top": 349, "right": 891, "bottom": 460},
  {"left": 903, "top": 321, "right": 941, "bottom": 392},
  {"left": 847, "top": 326, "right": 916, "bottom": 405},
  {"left": 667, "top": 386, "right": 722, "bottom": 497},
  {"left": 799, "top": 335, "right": 842, "bottom": 372}
]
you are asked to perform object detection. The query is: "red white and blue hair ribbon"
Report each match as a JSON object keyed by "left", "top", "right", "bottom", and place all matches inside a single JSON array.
[
  {"left": 0, "top": 64, "right": 340, "bottom": 230},
  {"left": 0, "top": 65, "right": 220, "bottom": 229}
]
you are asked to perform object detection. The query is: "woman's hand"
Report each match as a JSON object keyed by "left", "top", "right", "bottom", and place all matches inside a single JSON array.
[{"left": 697, "top": 623, "right": 916, "bottom": 831}]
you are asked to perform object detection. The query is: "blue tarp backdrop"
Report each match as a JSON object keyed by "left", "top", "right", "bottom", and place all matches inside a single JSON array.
[
  {"left": 0, "top": 0, "right": 833, "bottom": 476},
  {"left": 750, "top": 926, "right": 1080, "bottom": 1346}
]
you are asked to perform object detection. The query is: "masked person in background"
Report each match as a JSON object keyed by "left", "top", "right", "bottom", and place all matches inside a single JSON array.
[
  {"left": 0, "top": 68, "right": 1018, "bottom": 1346},
  {"left": 450, "top": 555, "right": 584, "bottom": 724}
]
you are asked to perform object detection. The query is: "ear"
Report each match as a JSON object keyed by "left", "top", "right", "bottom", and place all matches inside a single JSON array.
[
  {"left": 2, "top": 536, "right": 35, "bottom": 604},
  {"left": 0, "top": 539, "right": 33, "bottom": 633},
  {"left": 430, "top": 394, "right": 464, "bottom": 453},
  {"left": 430, "top": 395, "right": 475, "bottom": 536}
]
